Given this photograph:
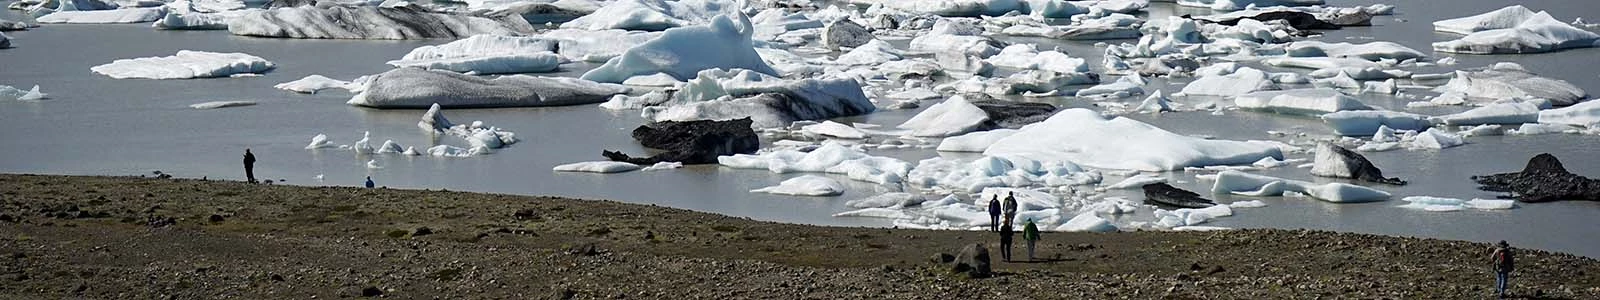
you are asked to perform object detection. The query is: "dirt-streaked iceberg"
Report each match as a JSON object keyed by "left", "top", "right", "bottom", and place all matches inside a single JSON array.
[
  {"left": 229, "top": 6, "right": 534, "bottom": 39},
  {"left": 632, "top": 68, "right": 874, "bottom": 128},
  {"left": 347, "top": 67, "right": 628, "bottom": 108}
]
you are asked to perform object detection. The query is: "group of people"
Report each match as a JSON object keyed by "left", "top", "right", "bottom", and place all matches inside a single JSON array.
[
  {"left": 987, "top": 192, "right": 1040, "bottom": 262},
  {"left": 243, "top": 149, "right": 375, "bottom": 188}
]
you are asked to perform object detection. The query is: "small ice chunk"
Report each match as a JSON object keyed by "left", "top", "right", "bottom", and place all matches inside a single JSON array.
[
  {"left": 188, "top": 100, "right": 256, "bottom": 109},
  {"left": 750, "top": 175, "right": 845, "bottom": 196},
  {"left": 641, "top": 161, "right": 684, "bottom": 171},
  {"left": 801, "top": 120, "right": 868, "bottom": 139},
  {"left": 553, "top": 161, "right": 642, "bottom": 173},
  {"left": 275, "top": 75, "right": 353, "bottom": 94},
  {"left": 305, "top": 134, "right": 336, "bottom": 149}
]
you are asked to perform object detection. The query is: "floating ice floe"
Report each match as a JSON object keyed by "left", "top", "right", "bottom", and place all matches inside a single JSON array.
[
  {"left": 800, "top": 121, "right": 867, "bottom": 139},
  {"left": 275, "top": 75, "right": 355, "bottom": 94},
  {"left": 1321, "top": 110, "right": 1432, "bottom": 136},
  {"left": 1398, "top": 196, "right": 1516, "bottom": 212},
  {"left": 898, "top": 95, "right": 989, "bottom": 137},
  {"left": 1075, "top": 74, "right": 1144, "bottom": 98},
  {"left": 864, "top": 0, "right": 1024, "bottom": 17},
  {"left": 641, "top": 161, "right": 684, "bottom": 171},
  {"left": 907, "top": 155, "right": 1101, "bottom": 193},
  {"left": 91, "top": 50, "right": 274, "bottom": 79},
  {"left": 1103, "top": 174, "right": 1165, "bottom": 190},
  {"left": 1507, "top": 123, "right": 1579, "bottom": 135},
  {"left": 305, "top": 133, "right": 337, "bottom": 149},
  {"left": 1433, "top": 62, "right": 1588, "bottom": 106},
  {"left": 188, "top": 100, "right": 255, "bottom": 109},
  {"left": 0, "top": 85, "right": 46, "bottom": 101},
  {"left": 1234, "top": 88, "right": 1372, "bottom": 116},
  {"left": 1057, "top": 212, "right": 1118, "bottom": 232},
  {"left": 1432, "top": 5, "right": 1600, "bottom": 54},
  {"left": 560, "top": 0, "right": 732, "bottom": 31},
  {"left": 1174, "top": 0, "right": 1323, "bottom": 11},
  {"left": 1177, "top": 67, "right": 1273, "bottom": 97},
  {"left": 633, "top": 68, "right": 873, "bottom": 128},
  {"left": 1286, "top": 41, "right": 1426, "bottom": 61},
  {"left": 983, "top": 44, "right": 1088, "bottom": 74},
  {"left": 1209, "top": 170, "right": 1390, "bottom": 203},
  {"left": 1431, "top": 101, "right": 1542, "bottom": 126},
  {"left": 388, "top": 53, "right": 564, "bottom": 75},
  {"left": 1538, "top": 100, "right": 1600, "bottom": 126},
  {"left": 830, "top": 39, "right": 903, "bottom": 66},
  {"left": 936, "top": 129, "right": 1018, "bottom": 152},
  {"left": 751, "top": 175, "right": 846, "bottom": 196},
  {"left": 229, "top": 6, "right": 533, "bottom": 39},
  {"left": 347, "top": 68, "right": 628, "bottom": 108},
  {"left": 37, "top": 7, "right": 165, "bottom": 23},
  {"left": 845, "top": 192, "right": 926, "bottom": 209},
  {"left": 553, "top": 161, "right": 642, "bottom": 173},
  {"left": 426, "top": 145, "right": 484, "bottom": 157},
  {"left": 1406, "top": 128, "right": 1466, "bottom": 150},
  {"left": 418, "top": 103, "right": 518, "bottom": 150},
  {"left": 718, "top": 141, "right": 911, "bottom": 184},
  {"left": 985, "top": 108, "right": 1284, "bottom": 171},
  {"left": 582, "top": 13, "right": 777, "bottom": 83},
  {"left": 153, "top": 9, "right": 236, "bottom": 30},
  {"left": 540, "top": 29, "right": 661, "bottom": 63},
  {"left": 1152, "top": 205, "right": 1231, "bottom": 228}
]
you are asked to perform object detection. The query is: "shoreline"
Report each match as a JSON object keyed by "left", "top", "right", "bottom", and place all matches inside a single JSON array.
[{"left": 1, "top": 174, "right": 1597, "bottom": 298}]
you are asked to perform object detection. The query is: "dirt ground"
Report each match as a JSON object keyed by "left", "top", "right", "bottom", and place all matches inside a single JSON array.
[{"left": 1, "top": 174, "right": 1596, "bottom": 299}]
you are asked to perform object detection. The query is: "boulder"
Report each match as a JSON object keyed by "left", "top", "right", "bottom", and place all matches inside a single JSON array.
[
  {"left": 1472, "top": 154, "right": 1600, "bottom": 202},
  {"left": 822, "top": 19, "right": 872, "bottom": 50},
  {"left": 951, "top": 243, "right": 992, "bottom": 278},
  {"left": 602, "top": 118, "right": 760, "bottom": 165}
]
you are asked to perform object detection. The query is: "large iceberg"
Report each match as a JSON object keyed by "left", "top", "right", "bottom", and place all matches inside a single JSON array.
[
  {"left": 750, "top": 175, "right": 846, "bottom": 196},
  {"left": 1433, "top": 63, "right": 1588, "bottom": 106},
  {"left": 398, "top": 34, "right": 558, "bottom": 61},
  {"left": 387, "top": 53, "right": 563, "bottom": 74},
  {"left": 936, "top": 129, "right": 1018, "bottom": 152},
  {"left": 718, "top": 142, "right": 911, "bottom": 184},
  {"left": 37, "top": 7, "right": 165, "bottom": 23},
  {"left": 907, "top": 155, "right": 1101, "bottom": 193},
  {"left": 1321, "top": 110, "right": 1432, "bottom": 136},
  {"left": 897, "top": 95, "right": 989, "bottom": 137},
  {"left": 540, "top": 29, "right": 661, "bottom": 63},
  {"left": 1210, "top": 170, "right": 1390, "bottom": 203},
  {"left": 1539, "top": 100, "right": 1600, "bottom": 126},
  {"left": 1286, "top": 41, "right": 1425, "bottom": 61},
  {"left": 581, "top": 13, "right": 776, "bottom": 83},
  {"left": 1177, "top": 67, "right": 1274, "bottom": 97},
  {"left": 1234, "top": 89, "right": 1371, "bottom": 116},
  {"left": 90, "top": 50, "right": 274, "bottom": 79},
  {"left": 1431, "top": 102, "right": 1541, "bottom": 126},
  {"left": 635, "top": 68, "right": 874, "bottom": 128},
  {"left": 1433, "top": 5, "right": 1600, "bottom": 54},
  {"left": 347, "top": 68, "right": 628, "bottom": 108},
  {"left": 229, "top": 6, "right": 534, "bottom": 39},
  {"left": 560, "top": 0, "right": 732, "bottom": 31},
  {"left": 984, "top": 108, "right": 1284, "bottom": 171}
]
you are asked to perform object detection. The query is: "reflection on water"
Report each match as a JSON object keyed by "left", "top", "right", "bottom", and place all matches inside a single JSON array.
[{"left": 0, "top": 0, "right": 1598, "bottom": 257}]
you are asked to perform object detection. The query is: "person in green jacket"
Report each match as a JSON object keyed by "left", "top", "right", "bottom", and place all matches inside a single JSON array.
[{"left": 1022, "top": 218, "right": 1040, "bottom": 261}]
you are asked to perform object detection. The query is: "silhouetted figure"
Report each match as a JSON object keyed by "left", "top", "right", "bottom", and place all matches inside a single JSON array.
[
  {"left": 1492, "top": 240, "right": 1516, "bottom": 298},
  {"left": 987, "top": 196, "right": 1002, "bottom": 232},
  {"left": 998, "top": 223, "right": 1014, "bottom": 262},
  {"left": 365, "top": 176, "right": 375, "bottom": 188},
  {"left": 243, "top": 149, "right": 257, "bottom": 184}
]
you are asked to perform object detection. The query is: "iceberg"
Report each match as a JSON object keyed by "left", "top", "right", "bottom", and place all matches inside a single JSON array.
[
  {"left": 750, "top": 175, "right": 846, "bottom": 196},
  {"left": 865, "top": 0, "right": 1024, "bottom": 17},
  {"left": 984, "top": 109, "right": 1284, "bottom": 171},
  {"left": 1286, "top": 41, "right": 1426, "bottom": 61},
  {"left": 1433, "top": 6, "right": 1599, "bottom": 54},
  {"left": 984, "top": 44, "right": 1088, "bottom": 74},
  {"left": 229, "top": 6, "right": 533, "bottom": 39},
  {"left": 1433, "top": 63, "right": 1587, "bottom": 106},
  {"left": 347, "top": 68, "right": 628, "bottom": 109},
  {"left": 418, "top": 103, "right": 518, "bottom": 150},
  {"left": 560, "top": 0, "right": 732, "bottom": 31},
  {"left": 581, "top": 13, "right": 777, "bottom": 83},
  {"left": 1177, "top": 67, "right": 1274, "bottom": 97},
  {"left": 1055, "top": 212, "right": 1117, "bottom": 232},
  {"left": 188, "top": 100, "right": 256, "bottom": 109},
  {"left": 553, "top": 161, "right": 642, "bottom": 173},
  {"left": 907, "top": 156, "right": 1101, "bottom": 193},
  {"left": 0, "top": 85, "right": 46, "bottom": 101},
  {"left": 898, "top": 95, "right": 989, "bottom": 137},
  {"left": 845, "top": 192, "right": 925, "bottom": 209},
  {"left": 1398, "top": 196, "right": 1516, "bottom": 211},
  {"left": 1234, "top": 89, "right": 1372, "bottom": 116},
  {"left": 153, "top": 9, "right": 234, "bottom": 30},
  {"left": 274, "top": 75, "right": 353, "bottom": 94},
  {"left": 1408, "top": 128, "right": 1465, "bottom": 150},
  {"left": 1431, "top": 102, "right": 1541, "bottom": 126},
  {"left": 1210, "top": 170, "right": 1390, "bottom": 203},
  {"left": 387, "top": 53, "right": 564, "bottom": 74},
  {"left": 638, "top": 68, "right": 873, "bottom": 128},
  {"left": 1174, "top": 0, "right": 1323, "bottom": 11},
  {"left": 541, "top": 29, "right": 661, "bottom": 63},
  {"left": 718, "top": 142, "right": 912, "bottom": 184},
  {"left": 1074, "top": 74, "right": 1144, "bottom": 98},
  {"left": 800, "top": 121, "right": 867, "bottom": 139},
  {"left": 936, "top": 129, "right": 1018, "bottom": 152},
  {"left": 37, "top": 7, "right": 165, "bottom": 24},
  {"left": 831, "top": 39, "right": 903, "bottom": 66},
  {"left": 1320, "top": 110, "right": 1432, "bottom": 136},
  {"left": 1538, "top": 100, "right": 1600, "bottom": 126},
  {"left": 91, "top": 50, "right": 274, "bottom": 79},
  {"left": 305, "top": 134, "right": 336, "bottom": 149},
  {"left": 398, "top": 34, "right": 557, "bottom": 61}
]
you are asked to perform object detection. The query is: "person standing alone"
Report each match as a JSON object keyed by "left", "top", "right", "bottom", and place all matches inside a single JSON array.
[
  {"left": 1023, "top": 218, "right": 1040, "bottom": 261},
  {"left": 987, "top": 196, "right": 1002, "bottom": 232},
  {"left": 243, "top": 149, "right": 257, "bottom": 184},
  {"left": 1491, "top": 240, "right": 1515, "bottom": 299}
]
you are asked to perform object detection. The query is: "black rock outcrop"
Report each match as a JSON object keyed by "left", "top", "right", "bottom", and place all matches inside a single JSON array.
[
  {"left": 603, "top": 118, "right": 760, "bottom": 165},
  {"left": 1142, "top": 182, "right": 1216, "bottom": 209},
  {"left": 1472, "top": 154, "right": 1600, "bottom": 203},
  {"left": 1196, "top": 11, "right": 1340, "bottom": 30},
  {"left": 971, "top": 100, "right": 1057, "bottom": 130}
]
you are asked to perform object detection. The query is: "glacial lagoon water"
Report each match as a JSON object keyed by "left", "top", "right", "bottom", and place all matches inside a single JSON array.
[{"left": 1, "top": 0, "right": 1598, "bottom": 258}]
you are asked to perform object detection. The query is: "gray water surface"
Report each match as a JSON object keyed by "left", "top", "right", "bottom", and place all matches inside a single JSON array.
[{"left": 1, "top": 0, "right": 1597, "bottom": 257}]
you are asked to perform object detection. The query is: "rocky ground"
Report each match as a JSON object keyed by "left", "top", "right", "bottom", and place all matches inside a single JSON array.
[{"left": 1, "top": 174, "right": 1596, "bottom": 299}]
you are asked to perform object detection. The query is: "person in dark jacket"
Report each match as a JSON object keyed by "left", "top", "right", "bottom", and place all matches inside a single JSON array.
[
  {"left": 998, "top": 223, "right": 1014, "bottom": 262},
  {"left": 1002, "top": 192, "right": 1018, "bottom": 225},
  {"left": 987, "top": 196, "right": 1002, "bottom": 232},
  {"left": 1023, "top": 218, "right": 1040, "bottom": 261},
  {"left": 1492, "top": 240, "right": 1515, "bottom": 298},
  {"left": 243, "top": 149, "right": 257, "bottom": 184},
  {"left": 365, "top": 176, "right": 375, "bottom": 189}
]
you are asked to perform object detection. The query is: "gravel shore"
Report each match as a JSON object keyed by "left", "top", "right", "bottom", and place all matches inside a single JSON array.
[{"left": 1, "top": 174, "right": 1596, "bottom": 299}]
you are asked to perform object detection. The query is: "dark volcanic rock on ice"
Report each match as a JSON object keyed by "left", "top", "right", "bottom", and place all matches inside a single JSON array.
[
  {"left": 1193, "top": 10, "right": 1338, "bottom": 30},
  {"left": 1472, "top": 154, "right": 1600, "bottom": 203},
  {"left": 1142, "top": 182, "right": 1216, "bottom": 208},
  {"left": 1310, "top": 143, "right": 1406, "bottom": 185},
  {"left": 603, "top": 118, "right": 760, "bottom": 165},
  {"left": 971, "top": 100, "right": 1057, "bottom": 130}
]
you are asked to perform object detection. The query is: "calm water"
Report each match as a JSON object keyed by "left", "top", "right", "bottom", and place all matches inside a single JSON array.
[{"left": 1, "top": 0, "right": 1597, "bottom": 257}]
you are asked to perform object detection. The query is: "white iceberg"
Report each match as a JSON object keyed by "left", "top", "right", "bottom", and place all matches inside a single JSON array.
[
  {"left": 399, "top": 34, "right": 558, "bottom": 61},
  {"left": 718, "top": 142, "right": 911, "bottom": 184},
  {"left": 1408, "top": 128, "right": 1466, "bottom": 150},
  {"left": 750, "top": 175, "right": 846, "bottom": 196},
  {"left": 387, "top": 53, "right": 564, "bottom": 75},
  {"left": 1321, "top": 110, "right": 1432, "bottom": 136},
  {"left": 1234, "top": 89, "right": 1371, "bottom": 116},
  {"left": 1538, "top": 100, "right": 1600, "bottom": 126},
  {"left": 638, "top": 68, "right": 873, "bottom": 128},
  {"left": 0, "top": 85, "right": 46, "bottom": 101},
  {"left": 897, "top": 95, "right": 989, "bottom": 137},
  {"left": 1286, "top": 41, "right": 1426, "bottom": 61},
  {"left": 188, "top": 100, "right": 255, "bottom": 109},
  {"left": 641, "top": 161, "right": 684, "bottom": 171},
  {"left": 1177, "top": 67, "right": 1273, "bottom": 97},
  {"left": 1153, "top": 205, "right": 1232, "bottom": 228},
  {"left": 1433, "top": 62, "right": 1587, "bottom": 106},
  {"left": 580, "top": 13, "right": 777, "bottom": 83},
  {"left": 347, "top": 68, "right": 628, "bottom": 108},
  {"left": 1431, "top": 102, "right": 1541, "bottom": 126},
  {"left": 560, "top": 0, "right": 732, "bottom": 31},
  {"left": 984, "top": 44, "right": 1088, "bottom": 74},
  {"left": 541, "top": 29, "right": 661, "bottom": 63},
  {"left": 37, "top": 7, "right": 165, "bottom": 24},
  {"left": 845, "top": 192, "right": 925, "bottom": 209},
  {"left": 1210, "top": 170, "right": 1390, "bottom": 203},
  {"left": 936, "top": 129, "right": 1018, "bottom": 152},
  {"left": 800, "top": 121, "right": 867, "bottom": 139},
  {"left": 553, "top": 161, "right": 642, "bottom": 173},
  {"left": 418, "top": 103, "right": 518, "bottom": 150},
  {"left": 1174, "top": 0, "right": 1322, "bottom": 11},
  {"left": 1398, "top": 196, "right": 1516, "bottom": 211},
  {"left": 867, "top": 0, "right": 1024, "bottom": 17},
  {"left": 305, "top": 134, "right": 337, "bottom": 149},
  {"left": 907, "top": 156, "right": 1101, "bottom": 193},
  {"left": 1055, "top": 212, "right": 1117, "bottom": 232},
  {"left": 274, "top": 75, "right": 353, "bottom": 94},
  {"left": 229, "top": 6, "right": 533, "bottom": 39},
  {"left": 1075, "top": 75, "right": 1145, "bottom": 98},
  {"left": 984, "top": 108, "right": 1284, "bottom": 171},
  {"left": 90, "top": 50, "right": 273, "bottom": 79},
  {"left": 1432, "top": 6, "right": 1600, "bottom": 54}
]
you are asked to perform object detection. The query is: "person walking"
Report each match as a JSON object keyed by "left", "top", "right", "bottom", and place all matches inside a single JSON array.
[
  {"left": 1023, "top": 218, "right": 1040, "bottom": 261},
  {"left": 242, "top": 149, "right": 257, "bottom": 184},
  {"left": 1002, "top": 192, "right": 1018, "bottom": 225},
  {"left": 987, "top": 196, "right": 1002, "bottom": 232},
  {"left": 998, "top": 223, "right": 1014, "bottom": 262},
  {"left": 365, "top": 176, "right": 375, "bottom": 188},
  {"left": 1491, "top": 240, "right": 1515, "bottom": 299}
]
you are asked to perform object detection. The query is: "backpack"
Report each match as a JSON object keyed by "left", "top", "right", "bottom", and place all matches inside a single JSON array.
[{"left": 1494, "top": 248, "right": 1515, "bottom": 272}]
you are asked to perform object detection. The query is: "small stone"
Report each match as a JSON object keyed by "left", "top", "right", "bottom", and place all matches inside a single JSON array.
[
  {"left": 513, "top": 208, "right": 538, "bottom": 220},
  {"left": 412, "top": 227, "right": 432, "bottom": 236},
  {"left": 360, "top": 286, "right": 382, "bottom": 297},
  {"left": 208, "top": 215, "right": 225, "bottom": 223},
  {"left": 270, "top": 274, "right": 284, "bottom": 281}
]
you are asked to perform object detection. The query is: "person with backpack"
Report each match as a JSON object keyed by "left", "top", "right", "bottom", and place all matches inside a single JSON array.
[
  {"left": 242, "top": 149, "right": 257, "bottom": 184},
  {"left": 998, "top": 222, "right": 1014, "bottom": 262},
  {"left": 1002, "top": 192, "right": 1018, "bottom": 226},
  {"left": 1491, "top": 240, "right": 1515, "bottom": 298},
  {"left": 987, "top": 196, "right": 1002, "bottom": 232},
  {"left": 1022, "top": 218, "right": 1040, "bottom": 261}
]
